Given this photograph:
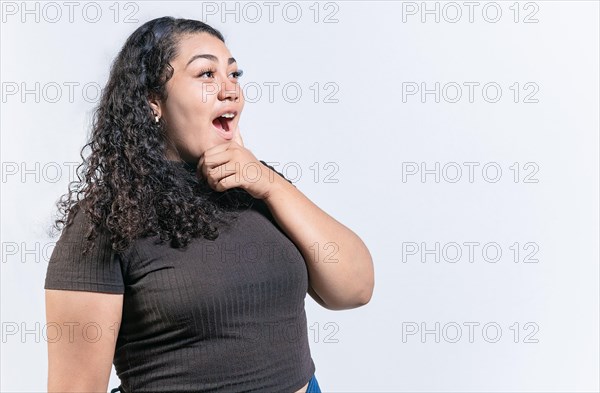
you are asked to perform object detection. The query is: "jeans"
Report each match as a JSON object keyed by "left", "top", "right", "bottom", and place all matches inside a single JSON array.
[
  {"left": 306, "top": 373, "right": 321, "bottom": 393},
  {"left": 110, "top": 375, "right": 322, "bottom": 393}
]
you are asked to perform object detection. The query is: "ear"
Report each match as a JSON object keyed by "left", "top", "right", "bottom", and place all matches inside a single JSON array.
[{"left": 148, "top": 94, "right": 162, "bottom": 118}]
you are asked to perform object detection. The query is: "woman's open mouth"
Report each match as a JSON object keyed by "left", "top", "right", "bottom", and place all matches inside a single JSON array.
[{"left": 211, "top": 111, "right": 236, "bottom": 140}]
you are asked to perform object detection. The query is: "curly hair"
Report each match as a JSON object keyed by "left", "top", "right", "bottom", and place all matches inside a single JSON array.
[{"left": 49, "top": 16, "right": 255, "bottom": 256}]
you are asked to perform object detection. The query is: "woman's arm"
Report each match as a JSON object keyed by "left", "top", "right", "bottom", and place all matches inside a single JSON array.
[
  {"left": 45, "top": 289, "right": 123, "bottom": 392},
  {"left": 261, "top": 165, "right": 374, "bottom": 311},
  {"left": 195, "top": 134, "right": 374, "bottom": 310}
]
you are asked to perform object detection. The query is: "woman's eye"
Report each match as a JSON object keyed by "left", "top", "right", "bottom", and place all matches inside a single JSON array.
[
  {"left": 197, "top": 68, "right": 216, "bottom": 78},
  {"left": 196, "top": 68, "right": 243, "bottom": 79}
]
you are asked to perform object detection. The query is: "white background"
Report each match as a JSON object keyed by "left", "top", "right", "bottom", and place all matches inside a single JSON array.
[{"left": 1, "top": 1, "right": 599, "bottom": 392}]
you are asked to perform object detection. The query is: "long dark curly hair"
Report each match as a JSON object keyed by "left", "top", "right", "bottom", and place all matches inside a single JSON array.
[{"left": 49, "top": 16, "right": 255, "bottom": 255}]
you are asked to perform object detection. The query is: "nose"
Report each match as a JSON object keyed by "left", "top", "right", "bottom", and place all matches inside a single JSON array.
[{"left": 217, "top": 76, "right": 240, "bottom": 102}]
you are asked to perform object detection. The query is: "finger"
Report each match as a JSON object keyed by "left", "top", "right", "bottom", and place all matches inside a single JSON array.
[
  {"left": 201, "top": 142, "right": 231, "bottom": 160},
  {"left": 199, "top": 151, "right": 235, "bottom": 181},
  {"left": 213, "top": 172, "right": 241, "bottom": 192},
  {"left": 198, "top": 142, "right": 232, "bottom": 171}
]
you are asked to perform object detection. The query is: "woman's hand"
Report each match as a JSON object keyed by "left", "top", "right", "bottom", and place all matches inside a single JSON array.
[{"left": 196, "top": 124, "right": 278, "bottom": 200}]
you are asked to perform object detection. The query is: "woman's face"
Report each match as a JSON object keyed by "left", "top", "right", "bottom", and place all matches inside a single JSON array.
[{"left": 149, "top": 32, "right": 244, "bottom": 164}]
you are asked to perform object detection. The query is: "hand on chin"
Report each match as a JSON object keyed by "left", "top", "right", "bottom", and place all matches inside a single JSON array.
[{"left": 197, "top": 124, "right": 275, "bottom": 200}]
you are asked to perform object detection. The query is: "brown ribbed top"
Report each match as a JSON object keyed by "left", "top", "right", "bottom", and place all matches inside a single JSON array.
[{"left": 44, "top": 161, "right": 315, "bottom": 392}]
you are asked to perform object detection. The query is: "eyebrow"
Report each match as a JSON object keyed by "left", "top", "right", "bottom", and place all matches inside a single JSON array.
[{"left": 186, "top": 54, "right": 236, "bottom": 68}]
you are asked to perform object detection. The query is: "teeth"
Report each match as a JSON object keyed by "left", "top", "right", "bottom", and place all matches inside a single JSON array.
[{"left": 220, "top": 113, "right": 235, "bottom": 119}]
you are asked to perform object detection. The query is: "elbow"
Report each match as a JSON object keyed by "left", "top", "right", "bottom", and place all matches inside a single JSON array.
[
  {"left": 323, "top": 286, "right": 373, "bottom": 311},
  {"left": 358, "top": 285, "right": 373, "bottom": 306},
  {"left": 310, "top": 254, "right": 374, "bottom": 311},
  {"left": 333, "top": 270, "right": 375, "bottom": 310},
  {"left": 356, "top": 256, "right": 374, "bottom": 306},
  {"left": 350, "top": 282, "right": 373, "bottom": 308}
]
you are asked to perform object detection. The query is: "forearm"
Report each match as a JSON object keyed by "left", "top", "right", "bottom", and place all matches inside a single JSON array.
[{"left": 261, "top": 166, "right": 374, "bottom": 310}]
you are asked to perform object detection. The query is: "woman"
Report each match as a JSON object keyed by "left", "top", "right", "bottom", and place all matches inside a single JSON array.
[{"left": 44, "top": 16, "right": 374, "bottom": 393}]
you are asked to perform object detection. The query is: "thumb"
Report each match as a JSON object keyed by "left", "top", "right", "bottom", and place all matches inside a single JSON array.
[{"left": 232, "top": 123, "right": 244, "bottom": 147}]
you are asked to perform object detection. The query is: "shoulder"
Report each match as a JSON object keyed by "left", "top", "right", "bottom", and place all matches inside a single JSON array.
[
  {"left": 51, "top": 198, "right": 125, "bottom": 265},
  {"left": 61, "top": 201, "right": 108, "bottom": 243},
  {"left": 44, "top": 201, "right": 127, "bottom": 294}
]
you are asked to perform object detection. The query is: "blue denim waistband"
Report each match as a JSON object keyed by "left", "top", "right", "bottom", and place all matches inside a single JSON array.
[
  {"left": 111, "top": 375, "right": 322, "bottom": 393},
  {"left": 306, "top": 373, "right": 322, "bottom": 393}
]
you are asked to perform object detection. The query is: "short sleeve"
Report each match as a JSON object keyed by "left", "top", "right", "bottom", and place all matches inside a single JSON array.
[
  {"left": 259, "top": 160, "right": 296, "bottom": 187},
  {"left": 44, "top": 207, "right": 125, "bottom": 294}
]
